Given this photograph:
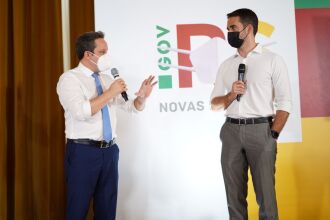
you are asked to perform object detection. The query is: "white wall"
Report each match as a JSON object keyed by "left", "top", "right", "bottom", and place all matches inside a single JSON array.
[{"left": 95, "top": 0, "right": 300, "bottom": 219}]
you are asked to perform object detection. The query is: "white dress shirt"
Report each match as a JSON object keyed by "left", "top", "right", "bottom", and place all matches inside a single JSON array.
[
  {"left": 57, "top": 63, "right": 139, "bottom": 140},
  {"left": 210, "top": 44, "right": 292, "bottom": 118}
]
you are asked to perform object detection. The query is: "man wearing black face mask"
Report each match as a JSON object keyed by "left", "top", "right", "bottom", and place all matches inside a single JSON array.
[
  {"left": 210, "top": 9, "right": 292, "bottom": 220},
  {"left": 227, "top": 25, "right": 248, "bottom": 49}
]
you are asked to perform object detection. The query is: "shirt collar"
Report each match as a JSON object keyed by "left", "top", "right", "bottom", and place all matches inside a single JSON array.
[
  {"left": 253, "top": 43, "right": 263, "bottom": 54},
  {"left": 78, "top": 62, "right": 95, "bottom": 77},
  {"left": 235, "top": 43, "right": 263, "bottom": 58}
]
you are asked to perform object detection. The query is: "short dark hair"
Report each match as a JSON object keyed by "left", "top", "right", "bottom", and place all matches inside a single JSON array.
[
  {"left": 227, "top": 8, "right": 258, "bottom": 36},
  {"left": 75, "top": 31, "right": 105, "bottom": 60}
]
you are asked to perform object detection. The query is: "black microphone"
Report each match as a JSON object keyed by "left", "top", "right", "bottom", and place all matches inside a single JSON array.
[
  {"left": 236, "top": 63, "right": 246, "bottom": 102},
  {"left": 111, "top": 68, "right": 129, "bottom": 102}
]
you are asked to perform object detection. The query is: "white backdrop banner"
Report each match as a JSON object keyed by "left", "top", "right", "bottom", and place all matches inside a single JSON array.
[{"left": 95, "top": 0, "right": 301, "bottom": 219}]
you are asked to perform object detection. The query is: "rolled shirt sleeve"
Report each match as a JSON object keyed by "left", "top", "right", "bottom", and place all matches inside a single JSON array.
[
  {"left": 210, "top": 64, "right": 227, "bottom": 102},
  {"left": 271, "top": 55, "right": 292, "bottom": 113},
  {"left": 112, "top": 94, "right": 140, "bottom": 113},
  {"left": 57, "top": 73, "right": 92, "bottom": 120}
]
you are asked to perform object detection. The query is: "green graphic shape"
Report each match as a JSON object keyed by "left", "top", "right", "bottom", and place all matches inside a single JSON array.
[{"left": 158, "top": 75, "right": 172, "bottom": 89}]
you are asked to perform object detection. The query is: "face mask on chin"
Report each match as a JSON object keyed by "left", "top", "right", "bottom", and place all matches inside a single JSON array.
[
  {"left": 88, "top": 52, "right": 112, "bottom": 72},
  {"left": 227, "top": 26, "right": 248, "bottom": 48}
]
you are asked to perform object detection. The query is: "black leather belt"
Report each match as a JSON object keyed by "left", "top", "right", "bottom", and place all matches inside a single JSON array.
[
  {"left": 226, "top": 116, "right": 273, "bottom": 125},
  {"left": 67, "top": 138, "right": 116, "bottom": 148}
]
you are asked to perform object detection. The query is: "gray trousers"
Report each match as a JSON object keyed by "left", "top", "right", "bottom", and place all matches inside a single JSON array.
[{"left": 220, "top": 122, "right": 278, "bottom": 220}]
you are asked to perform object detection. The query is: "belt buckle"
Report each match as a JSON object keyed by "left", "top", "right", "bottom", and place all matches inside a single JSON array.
[
  {"left": 239, "top": 118, "right": 246, "bottom": 125},
  {"left": 100, "top": 141, "right": 110, "bottom": 148}
]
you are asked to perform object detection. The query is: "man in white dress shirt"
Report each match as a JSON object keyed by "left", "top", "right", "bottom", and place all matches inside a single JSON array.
[
  {"left": 210, "top": 9, "right": 292, "bottom": 220},
  {"left": 57, "top": 31, "right": 156, "bottom": 220}
]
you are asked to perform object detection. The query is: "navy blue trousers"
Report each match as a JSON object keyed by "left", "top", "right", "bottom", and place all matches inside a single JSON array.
[{"left": 65, "top": 142, "right": 119, "bottom": 220}]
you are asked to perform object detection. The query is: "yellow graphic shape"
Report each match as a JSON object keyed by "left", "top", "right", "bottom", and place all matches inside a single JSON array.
[{"left": 258, "top": 21, "right": 275, "bottom": 37}]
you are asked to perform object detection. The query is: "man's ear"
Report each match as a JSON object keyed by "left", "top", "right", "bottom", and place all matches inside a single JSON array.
[
  {"left": 84, "top": 51, "right": 91, "bottom": 58},
  {"left": 247, "top": 24, "right": 254, "bottom": 35}
]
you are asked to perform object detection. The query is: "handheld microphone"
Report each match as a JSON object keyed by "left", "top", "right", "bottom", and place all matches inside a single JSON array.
[
  {"left": 111, "top": 68, "right": 129, "bottom": 102},
  {"left": 236, "top": 63, "right": 246, "bottom": 102}
]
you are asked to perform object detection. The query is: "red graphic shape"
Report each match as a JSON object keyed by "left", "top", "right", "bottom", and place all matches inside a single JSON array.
[
  {"left": 296, "top": 8, "right": 330, "bottom": 117},
  {"left": 177, "top": 24, "right": 225, "bottom": 88}
]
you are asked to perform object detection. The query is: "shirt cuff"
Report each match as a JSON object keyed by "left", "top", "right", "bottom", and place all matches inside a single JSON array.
[
  {"left": 133, "top": 98, "right": 144, "bottom": 112},
  {"left": 276, "top": 100, "right": 292, "bottom": 113}
]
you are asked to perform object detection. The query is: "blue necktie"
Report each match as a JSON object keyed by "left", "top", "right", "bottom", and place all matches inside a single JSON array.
[{"left": 92, "top": 73, "right": 112, "bottom": 142}]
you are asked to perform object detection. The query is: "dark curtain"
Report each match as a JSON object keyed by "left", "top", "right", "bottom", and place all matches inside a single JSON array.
[
  {"left": 70, "top": 0, "right": 95, "bottom": 68},
  {"left": 0, "top": 0, "right": 94, "bottom": 219}
]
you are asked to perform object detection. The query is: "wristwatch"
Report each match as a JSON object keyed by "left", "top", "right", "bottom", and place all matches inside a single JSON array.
[{"left": 271, "top": 130, "right": 280, "bottom": 139}]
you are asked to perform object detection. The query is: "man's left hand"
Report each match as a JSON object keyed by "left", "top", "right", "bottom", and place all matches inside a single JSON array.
[{"left": 135, "top": 75, "right": 157, "bottom": 99}]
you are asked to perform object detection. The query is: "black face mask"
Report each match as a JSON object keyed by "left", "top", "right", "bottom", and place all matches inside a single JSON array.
[{"left": 227, "top": 26, "right": 247, "bottom": 48}]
